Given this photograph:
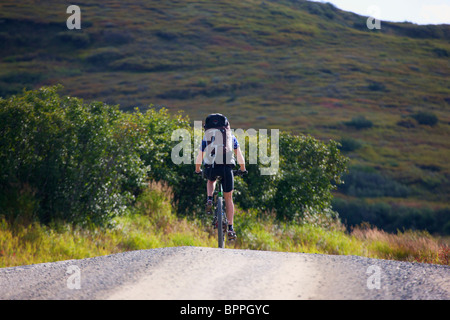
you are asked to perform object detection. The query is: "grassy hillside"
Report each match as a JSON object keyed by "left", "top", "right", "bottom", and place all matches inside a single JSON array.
[{"left": 0, "top": 0, "right": 449, "bottom": 233}]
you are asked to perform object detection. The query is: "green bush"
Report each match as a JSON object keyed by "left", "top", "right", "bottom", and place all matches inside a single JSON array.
[
  {"left": 367, "top": 81, "right": 387, "bottom": 92},
  {"left": 412, "top": 111, "right": 438, "bottom": 126},
  {"left": 0, "top": 86, "right": 349, "bottom": 226},
  {"left": 0, "top": 86, "right": 148, "bottom": 226},
  {"left": 303, "top": 2, "right": 336, "bottom": 20},
  {"left": 55, "top": 31, "right": 91, "bottom": 48},
  {"left": 129, "top": 108, "right": 204, "bottom": 216},
  {"left": 432, "top": 47, "right": 449, "bottom": 58},
  {"left": 234, "top": 133, "right": 348, "bottom": 221},
  {"left": 338, "top": 166, "right": 410, "bottom": 198},
  {"left": 344, "top": 116, "right": 373, "bottom": 129},
  {"left": 84, "top": 47, "right": 123, "bottom": 67},
  {"left": 0, "top": 71, "right": 43, "bottom": 84},
  {"left": 332, "top": 198, "right": 450, "bottom": 235},
  {"left": 338, "top": 136, "right": 362, "bottom": 152},
  {"left": 133, "top": 113, "right": 348, "bottom": 222}
]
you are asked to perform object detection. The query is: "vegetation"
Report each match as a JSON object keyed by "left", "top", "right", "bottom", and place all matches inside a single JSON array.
[
  {"left": 412, "top": 111, "right": 439, "bottom": 126},
  {"left": 1, "top": 181, "right": 448, "bottom": 268},
  {"left": 0, "top": 87, "right": 448, "bottom": 269},
  {"left": 343, "top": 116, "right": 374, "bottom": 130},
  {"left": 0, "top": 0, "right": 449, "bottom": 267},
  {"left": 333, "top": 198, "right": 450, "bottom": 236},
  {"left": 0, "top": 1, "right": 447, "bottom": 229},
  {"left": 0, "top": 87, "right": 347, "bottom": 226},
  {"left": 338, "top": 137, "right": 363, "bottom": 152},
  {"left": 0, "top": 86, "right": 150, "bottom": 226}
]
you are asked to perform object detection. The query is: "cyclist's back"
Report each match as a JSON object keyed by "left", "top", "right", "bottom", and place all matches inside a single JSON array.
[{"left": 195, "top": 113, "right": 247, "bottom": 241}]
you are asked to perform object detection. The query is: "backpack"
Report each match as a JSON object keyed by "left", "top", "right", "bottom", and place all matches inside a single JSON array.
[{"left": 203, "top": 113, "right": 234, "bottom": 166}]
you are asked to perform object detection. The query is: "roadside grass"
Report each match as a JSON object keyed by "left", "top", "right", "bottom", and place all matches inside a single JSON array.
[
  {"left": 351, "top": 225, "right": 450, "bottom": 265},
  {"left": 1, "top": 0, "right": 449, "bottom": 212},
  {"left": 1, "top": 184, "right": 448, "bottom": 268}
]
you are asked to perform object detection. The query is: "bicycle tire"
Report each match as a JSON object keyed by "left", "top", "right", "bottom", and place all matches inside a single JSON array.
[{"left": 217, "top": 198, "right": 224, "bottom": 248}]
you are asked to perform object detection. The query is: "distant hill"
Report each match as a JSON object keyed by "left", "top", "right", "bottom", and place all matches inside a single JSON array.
[{"left": 1, "top": 0, "right": 449, "bottom": 229}]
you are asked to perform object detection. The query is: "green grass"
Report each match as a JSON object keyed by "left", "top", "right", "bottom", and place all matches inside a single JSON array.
[
  {"left": 0, "top": 183, "right": 215, "bottom": 267},
  {"left": 2, "top": 206, "right": 448, "bottom": 268}
]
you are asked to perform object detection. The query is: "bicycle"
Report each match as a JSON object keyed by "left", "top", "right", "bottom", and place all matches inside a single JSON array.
[{"left": 196, "top": 168, "right": 247, "bottom": 248}]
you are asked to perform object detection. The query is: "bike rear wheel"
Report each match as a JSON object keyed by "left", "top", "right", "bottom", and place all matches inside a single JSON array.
[{"left": 217, "top": 199, "right": 224, "bottom": 248}]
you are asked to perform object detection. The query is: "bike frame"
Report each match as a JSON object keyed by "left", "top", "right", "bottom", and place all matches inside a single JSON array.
[
  {"left": 215, "top": 176, "right": 227, "bottom": 248},
  {"left": 201, "top": 168, "right": 245, "bottom": 249}
]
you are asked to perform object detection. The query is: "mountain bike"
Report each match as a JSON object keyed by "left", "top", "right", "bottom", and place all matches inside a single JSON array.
[{"left": 197, "top": 168, "right": 246, "bottom": 248}]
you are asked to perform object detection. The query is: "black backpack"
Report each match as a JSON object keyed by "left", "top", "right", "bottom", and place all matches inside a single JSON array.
[{"left": 203, "top": 114, "right": 234, "bottom": 166}]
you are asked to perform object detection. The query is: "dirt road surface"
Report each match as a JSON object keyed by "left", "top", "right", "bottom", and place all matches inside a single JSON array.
[{"left": 0, "top": 247, "right": 449, "bottom": 300}]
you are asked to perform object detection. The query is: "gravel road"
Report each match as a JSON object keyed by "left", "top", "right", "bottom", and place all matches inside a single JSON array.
[{"left": 0, "top": 246, "right": 448, "bottom": 300}]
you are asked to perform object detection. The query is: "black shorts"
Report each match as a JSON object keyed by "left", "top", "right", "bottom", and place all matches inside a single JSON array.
[{"left": 204, "top": 165, "right": 234, "bottom": 193}]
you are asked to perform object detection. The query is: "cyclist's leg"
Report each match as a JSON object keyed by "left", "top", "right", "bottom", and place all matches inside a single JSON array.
[
  {"left": 203, "top": 166, "right": 216, "bottom": 198},
  {"left": 221, "top": 166, "right": 235, "bottom": 237},
  {"left": 207, "top": 179, "right": 216, "bottom": 197},
  {"left": 205, "top": 179, "right": 216, "bottom": 214},
  {"left": 224, "top": 191, "right": 236, "bottom": 240},
  {"left": 223, "top": 191, "right": 234, "bottom": 225}
]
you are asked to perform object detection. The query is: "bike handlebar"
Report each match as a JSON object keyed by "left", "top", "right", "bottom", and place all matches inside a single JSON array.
[
  {"left": 232, "top": 169, "right": 248, "bottom": 177},
  {"left": 194, "top": 169, "right": 247, "bottom": 178}
]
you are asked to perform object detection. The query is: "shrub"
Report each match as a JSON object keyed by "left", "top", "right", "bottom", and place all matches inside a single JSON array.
[
  {"left": 338, "top": 136, "right": 362, "bottom": 152},
  {"left": 55, "top": 31, "right": 91, "bottom": 48},
  {"left": 367, "top": 81, "right": 387, "bottom": 92},
  {"left": 0, "top": 86, "right": 349, "bottom": 226},
  {"left": 412, "top": 111, "right": 438, "bottom": 126},
  {"left": 303, "top": 2, "right": 336, "bottom": 20},
  {"left": 344, "top": 116, "right": 373, "bottom": 129},
  {"left": 101, "top": 30, "right": 133, "bottom": 45},
  {"left": 234, "top": 133, "right": 348, "bottom": 221},
  {"left": 0, "top": 71, "right": 43, "bottom": 84},
  {"left": 135, "top": 182, "right": 175, "bottom": 232},
  {"left": 338, "top": 166, "right": 410, "bottom": 198},
  {"left": 332, "top": 198, "right": 450, "bottom": 235},
  {"left": 155, "top": 31, "right": 179, "bottom": 41},
  {"left": 84, "top": 47, "right": 123, "bottom": 66},
  {"left": 432, "top": 47, "right": 449, "bottom": 58},
  {"left": 0, "top": 86, "right": 148, "bottom": 226},
  {"left": 137, "top": 120, "right": 349, "bottom": 222}
]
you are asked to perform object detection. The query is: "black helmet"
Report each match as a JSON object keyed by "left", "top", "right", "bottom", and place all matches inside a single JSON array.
[{"left": 204, "top": 113, "right": 229, "bottom": 129}]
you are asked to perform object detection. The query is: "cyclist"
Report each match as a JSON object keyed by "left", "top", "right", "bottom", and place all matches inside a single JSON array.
[{"left": 194, "top": 114, "right": 246, "bottom": 240}]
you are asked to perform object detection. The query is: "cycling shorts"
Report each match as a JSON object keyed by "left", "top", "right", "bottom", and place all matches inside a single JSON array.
[{"left": 204, "top": 165, "right": 234, "bottom": 193}]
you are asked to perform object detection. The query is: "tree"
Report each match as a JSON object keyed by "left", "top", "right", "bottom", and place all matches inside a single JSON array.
[{"left": 0, "top": 86, "right": 147, "bottom": 226}]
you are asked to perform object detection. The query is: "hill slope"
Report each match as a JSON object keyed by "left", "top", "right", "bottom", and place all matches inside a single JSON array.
[{"left": 0, "top": 0, "right": 449, "bottom": 230}]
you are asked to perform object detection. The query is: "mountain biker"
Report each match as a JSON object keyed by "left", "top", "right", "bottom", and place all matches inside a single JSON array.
[{"left": 194, "top": 113, "right": 246, "bottom": 240}]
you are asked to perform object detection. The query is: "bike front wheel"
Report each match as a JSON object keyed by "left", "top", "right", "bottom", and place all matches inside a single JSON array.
[{"left": 216, "top": 199, "right": 224, "bottom": 248}]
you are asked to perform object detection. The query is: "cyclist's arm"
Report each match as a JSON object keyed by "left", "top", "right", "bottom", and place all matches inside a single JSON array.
[
  {"left": 234, "top": 147, "right": 246, "bottom": 172},
  {"left": 195, "top": 148, "right": 204, "bottom": 173}
]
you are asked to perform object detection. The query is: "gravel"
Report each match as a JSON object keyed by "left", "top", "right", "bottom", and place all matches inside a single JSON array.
[{"left": 0, "top": 247, "right": 448, "bottom": 300}]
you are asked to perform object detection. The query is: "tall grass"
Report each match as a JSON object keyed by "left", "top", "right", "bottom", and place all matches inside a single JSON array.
[
  {"left": 0, "top": 182, "right": 214, "bottom": 268},
  {"left": 351, "top": 224, "right": 449, "bottom": 265},
  {"left": 1, "top": 182, "right": 448, "bottom": 268}
]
